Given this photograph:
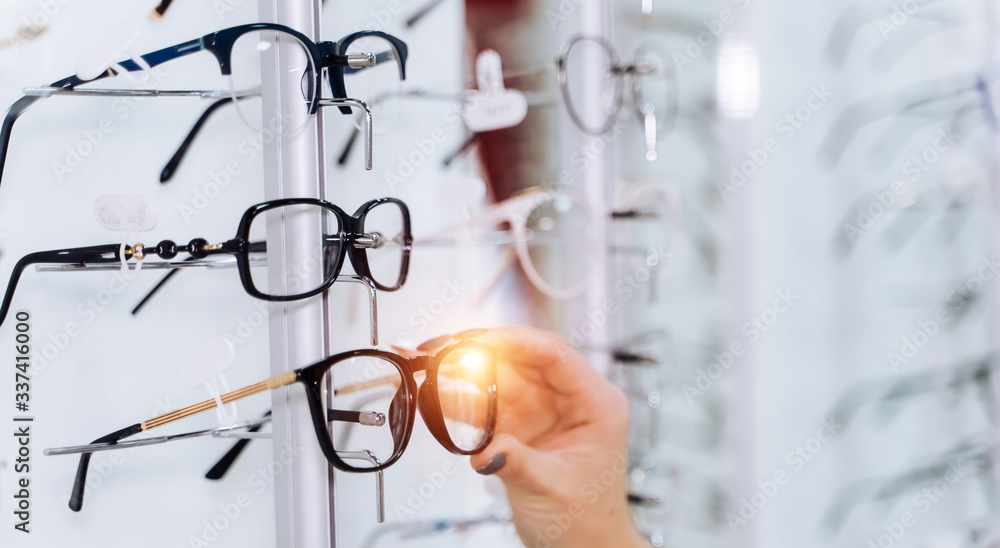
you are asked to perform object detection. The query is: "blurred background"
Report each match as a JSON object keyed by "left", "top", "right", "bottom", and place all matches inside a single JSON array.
[{"left": 0, "top": 0, "right": 997, "bottom": 547}]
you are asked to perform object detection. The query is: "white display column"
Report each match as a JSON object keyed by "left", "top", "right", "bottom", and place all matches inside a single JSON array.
[{"left": 257, "top": 1, "right": 336, "bottom": 547}]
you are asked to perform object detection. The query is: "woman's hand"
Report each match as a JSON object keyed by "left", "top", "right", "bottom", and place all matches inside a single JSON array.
[{"left": 411, "top": 326, "right": 647, "bottom": 548}]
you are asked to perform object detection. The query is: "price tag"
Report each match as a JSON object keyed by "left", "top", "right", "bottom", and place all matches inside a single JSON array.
[
  {"left": 94, "top": 194, "right": 158, "bottom": 232},
  {"left": 462, "top": 49, "right": 528, "bottom": 132}
]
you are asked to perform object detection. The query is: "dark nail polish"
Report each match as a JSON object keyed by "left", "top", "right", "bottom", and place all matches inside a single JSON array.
[
  {"left": 417, "top": 334, "right": 452, "bottom": 351},
  {"left": 476, "top": 453, "right": 507, "bottom": 476}
]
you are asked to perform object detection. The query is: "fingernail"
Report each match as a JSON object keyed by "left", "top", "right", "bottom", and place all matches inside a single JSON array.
[
  {"left": 455, "top": 328, "right": 487, "bottom": 339},
  {"left": 417, "top": 334, "right": 452, "bottom": 351},
  {"left": 475, "top": 453, "right": 507, "bottom": 475}
]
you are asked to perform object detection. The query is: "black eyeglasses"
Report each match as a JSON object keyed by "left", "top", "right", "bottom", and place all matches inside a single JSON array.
[
  {"left": 0, "top": 23, "right": 409, "bottom": 187},
  {"left": 46, "top": 340, "right": 498, "bottom": 511},
  {"left": 0, "top": 197, "right": 412, "bottom": 328}
]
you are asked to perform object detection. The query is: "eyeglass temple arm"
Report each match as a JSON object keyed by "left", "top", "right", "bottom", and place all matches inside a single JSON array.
[
  {"left": 416, "top": 192, "right": 531, "bottom": 245},
  {"left": 60, "top": 371, "right": 296, "bottom": 512},
  {"left": 0, "top": 244, "right": 125, "bottom": 329},
  {"left": 822, "top": 445, "right": 991, "bottom": 533},
  {"left": 129, "top": 256, "right": 380, "bottom": 346},
  {"left": 161, "top": 97, "right": 235, "bottom": 183},
  {"left": 0, "top": 95, "right": 46, "bottom": 189},
  {"left": 65, "top": 424, "right": 143, "bottom": 511},
  {"left": 1, "top": 35, "right": 212, "bottom": 188},
  {"left": 441, "top": 132, "right": 481, "bottom": 168},
  {"left": 150, "top": 0, "right": 173, "bottom": 18},
  {"left": 336, "top": 90, "right": 469, "bottom": 166},
  {"left": 204, "top": 410, "right": 272, "bottom": 480},
  {"left": 405, "top": 0, "right": 447, "bottom": 27},
  {"left": 827, "top": 356, "right": 993, "bottom": 432},
  {"left": 207, "top": 399, "right": 391, "bottom": 479}
]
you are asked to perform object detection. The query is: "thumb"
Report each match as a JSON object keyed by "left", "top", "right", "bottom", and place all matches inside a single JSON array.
[{"left": 469, "top": 433, "right": 558, "bottom": 489}]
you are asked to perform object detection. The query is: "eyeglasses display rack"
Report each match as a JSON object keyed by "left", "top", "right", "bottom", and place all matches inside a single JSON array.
[{"left": 257, "top": 1, "right": 337, "bottom": 547}]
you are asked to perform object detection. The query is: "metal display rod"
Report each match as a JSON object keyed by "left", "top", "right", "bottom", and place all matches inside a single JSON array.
[{"left": 257, "top": 0, "right": 336, "bottom": 547}]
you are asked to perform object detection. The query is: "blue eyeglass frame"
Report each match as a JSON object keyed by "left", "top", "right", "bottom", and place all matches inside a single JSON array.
[{"left": 0, "top": 23, "right": 408, "bottom": 188}]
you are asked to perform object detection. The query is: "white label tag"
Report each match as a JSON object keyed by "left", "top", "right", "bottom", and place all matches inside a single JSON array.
[
  {"left": 94, "top": 194, "right": 158, "bottom": 232},
  {"left": 177, "top": 336, "right": 236, "bottom": 388},
  {"left": 462, "top": 49, "right": 528, "bottom": 132}
]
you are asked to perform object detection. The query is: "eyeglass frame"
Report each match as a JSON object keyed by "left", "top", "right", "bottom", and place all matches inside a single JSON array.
[
  {"left": 0, "top": 23, "right": 409, "bottom": 188},
  {"left": 49, "top": 339, "right": 498, "bottom": 511},
  {"left": 0, "top": 196, "right": 413, "bottom": 329},
  {"left": 418, "top": 186, "right": 601, "bottom": 300},
  {"left": 556, "top": 35, "right": 678, "bottom": 139}
]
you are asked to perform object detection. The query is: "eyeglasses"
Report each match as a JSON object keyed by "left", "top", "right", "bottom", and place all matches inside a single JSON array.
[
  {"left": 557, "top": 36, "right": 678, "bottom": 159},
  {"left": 828, "top": 353, "right": 998, "bottom": 433},
  {"left": 45, "top": 340, "right": 498, "bottom": 511},
  {"left": 817, "top": 71, "right": 986, "bottom": 169},
  {"left": 611, "top": 176, "right": 683, "bottom": 301},
  {"left": 823, "top": 0, "right": 957, "bottom": 70},
  {"left": 153, "top": 24, "right": 409, "bottom": 180},
  {"left": 334, "top": 36, "right": 678, "bottom": 166},
  {"left": 821, "top": 437, "right": 991, "bottom": 534},
  {"left": 418, "top": 187, "right": 600, "bottom": 299},
  {"left": 0, "top": 197, "right": 412, "bottom": 328},
  {"left": 0, "top": 23, "right": 409, "bottom": 187}
]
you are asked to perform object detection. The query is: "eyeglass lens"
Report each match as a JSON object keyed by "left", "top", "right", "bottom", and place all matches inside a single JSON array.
[
  {"left": 324, "top": 355, "right": 404, "bottom": 469},
  {"left": 228, "top": 30, "right": 316, "bottom": 136},
  {"left": 343, "top": 36, "right": 403, "bottom": 135},
  {"left": 435, "top": 344, "right": 492, "bottom": 451},
  {"left": 563, "top": 37, "right": 623, "bottom": 134},
  {"left": 361, "top": 200, "right": 409, "bottom": 289},
  {"left": 246, "top": 203, "right": 342, "bottom": 298},
  {"left": 524, "top": 195, "right": 594, "bottom": 295}
]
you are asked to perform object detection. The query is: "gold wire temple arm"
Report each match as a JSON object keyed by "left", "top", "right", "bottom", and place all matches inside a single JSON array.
[
  {"left": 141, "top": 371, "right": 296, "bottom": 431},
  {"left": 334, "top": 374, "right": 402, "bottom": 396},
  {"left": 333, "top": 364, "right": 465, "bottom": 396}
]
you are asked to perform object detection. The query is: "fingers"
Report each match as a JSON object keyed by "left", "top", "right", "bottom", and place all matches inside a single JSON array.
[
  {"left": 407, "top": 326, "right": 605, "bottom": 400},
  {"left": 472, "top": 326, "right": 606, "bottom": 398},
  {"left": 470, "top": 432, "right": 559, "bottom": 489}
]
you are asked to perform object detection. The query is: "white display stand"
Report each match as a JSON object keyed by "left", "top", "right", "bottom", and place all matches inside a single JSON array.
[{"left": 257, "top": 1, "right": 337, "bottom": 547}]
